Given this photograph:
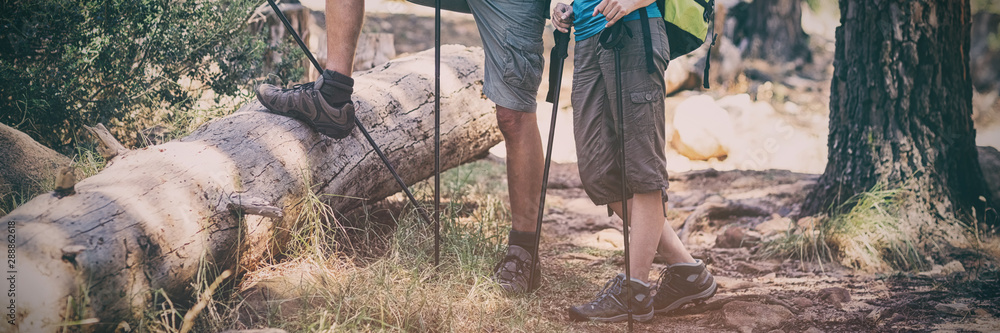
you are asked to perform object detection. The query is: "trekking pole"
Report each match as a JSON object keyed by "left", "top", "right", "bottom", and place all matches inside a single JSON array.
[
  {"left": 433, "top": 0, "right": 442, "bottom": 268},
  {"left": 599, "top": 22, "right": 633, "bottom": 331},
  {"left": 265, "top": 0, "right": 440, "bottom": 265},
  {"left": 530, "top": 29, "right": 572, "bottom": 289}
]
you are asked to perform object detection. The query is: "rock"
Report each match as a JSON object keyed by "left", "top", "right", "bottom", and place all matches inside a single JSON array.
[
  {"left": 716, "top": 226, "right": 759, "bottom": 248},
  {"left": 917, "top": 262, "right": 963, "bottom": 278},
  {"left": 978, "top": 146, "right": 1000, "bottom": 204},
  {"left": 671, "top": 95, "right": 736, "bottom": 161},
  {"left": 755, "top": 215, "right": 793, "bottom": 236},
  {"left": 796, "top": 216, "right": 819, "bottom": 230},
  {"left": 665, "top": 56, "right": 702, "bottom": 95},
  {"left": 942, "top": 260, "right": 966, "bottom": 275},
  {"left": 595, "top": 228, "right": 624, "bottom": 249},
  {"left": 716, "top": 93, "right": 753, "bottom": 114},
  {"left": 547, "top": 162, "right": 583, "bottom": 189},
  {"left": 918, "top": 264, "right": 945, "bottom": 278},
  {"left": 935, "top": 303, "right": 972, "bottom": 317},
  {"left": 722, "top": 300, "right": 794, "bottom": 332},
  {"left": 736, "top": 261, "right": 778, "bottom": 275},
  {"left": 803, "top": 327, "right": 824, "bottom": 333},
  {"left": 791, "top": 297, "right": 814, "bottom": 309},
  {"left": 818, "top": 287, "right": 851, "bottom": 309},
  {"left": 728, "top": 280, "right": 763, "bottom": 291},
  {"left": 573, "top": 228, "right": 625, "bottom": 251}
]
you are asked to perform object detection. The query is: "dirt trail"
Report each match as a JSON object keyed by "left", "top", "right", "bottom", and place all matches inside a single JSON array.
[{"left": 532, "top": 162, "right": 1000, "bottom": 332}]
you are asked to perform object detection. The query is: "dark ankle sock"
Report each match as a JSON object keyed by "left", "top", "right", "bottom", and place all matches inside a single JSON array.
[
  {"left": 320, "top": 69, "right": 354, "bottom": 106},
  {"left": 508, "top": 229, "right": 538, "bottom": 254}
]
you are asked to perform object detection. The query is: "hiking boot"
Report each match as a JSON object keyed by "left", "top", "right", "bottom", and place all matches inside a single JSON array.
[
  {"left": 653, "top": 260, "right": 717, "bottom": 314},
  {"left": 255, "top": 74, "right": 356, "bottom": 139},
  {"left": 568, "top": 273, "right": 655, "bottom": 322},
  {"left": 493, "top": 245, "right": 541, "bottom": 294}
]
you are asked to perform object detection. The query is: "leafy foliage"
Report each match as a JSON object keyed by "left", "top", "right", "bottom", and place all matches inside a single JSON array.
[
  {"left": 0, "top": 0, "right": 303, "bottom": 151},
  {"left": 973, "top": 0, "right": 1000, "bottom": 15}
]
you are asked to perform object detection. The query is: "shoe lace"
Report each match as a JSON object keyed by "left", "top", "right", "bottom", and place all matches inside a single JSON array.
[
  {"left": 494, "top": 253, "right": 531, "bottom": 282},
  {"left": 286, "top": 82, "right": 315, "bottom": 91},
  {"left": 589, "top": 274, "right": 626, "bottom": 305},
  {"left": 655, "top": 267, "right": 673, "bottom": 293}
]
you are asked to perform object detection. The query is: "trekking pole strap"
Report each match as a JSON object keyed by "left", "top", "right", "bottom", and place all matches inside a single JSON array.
[
  {"left": 599, "top": 22, "right": 632, "bottom": 51},
  {"left": 545, "top": 30, "right": 571, "bottom": 103}
]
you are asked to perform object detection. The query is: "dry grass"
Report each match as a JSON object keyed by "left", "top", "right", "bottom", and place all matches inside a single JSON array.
[
  {"left": 760, "top": 184, "right": 925, "bottom": 272},
  {"left": 133, "top": 160, "right": 572, "bottom": 332}
]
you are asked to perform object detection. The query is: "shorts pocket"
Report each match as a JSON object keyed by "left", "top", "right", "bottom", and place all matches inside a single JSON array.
[
  {"left": 502, "top": 27, "right": 544, "bottom": 88},
  {"left": 628, "top": 89, "right": 662, "bottom": 131}
]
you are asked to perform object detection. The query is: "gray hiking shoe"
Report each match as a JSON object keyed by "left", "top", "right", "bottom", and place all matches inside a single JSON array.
[
  {"left": 653, "top": 260, "right": 717, "bottom": 314},
  {"left": 493, "top": 245, "right": 541, "bottom": 294},
  {"left": 255, "top": 75, "right": 356, "bottom": 139},
  {"left": 568, "top": 273, "right": 655, "bottom": 322}
]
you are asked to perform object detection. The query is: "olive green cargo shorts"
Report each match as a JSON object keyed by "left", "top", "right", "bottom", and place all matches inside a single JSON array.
[{"left": 572, "top": 19, "right": 670, "bottom": 205}]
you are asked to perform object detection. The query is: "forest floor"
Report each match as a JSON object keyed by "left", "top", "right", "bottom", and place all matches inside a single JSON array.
[
  {"left": 229, "top": 38, "right": 1000, "bottom": 332},
  {"left": 180, "top": 2, "right": 1000, "bottom": 331},
  {"left": 230, "top": 158, "right": 1000, "bottom": 333}
]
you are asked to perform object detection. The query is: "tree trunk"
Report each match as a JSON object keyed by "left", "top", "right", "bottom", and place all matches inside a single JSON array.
[
  {"left": 802, "top": 0, "right": 994, "bottom": 245},
  {"left": 736, "top": 0, "right": 812, "bottom": 63},
  {"left": 1, "top": 45, "right": 501, "bottom": 332}
]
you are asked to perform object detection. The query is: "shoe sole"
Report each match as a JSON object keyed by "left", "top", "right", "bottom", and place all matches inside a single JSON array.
[
  {"left": 568, "top": 308, "right": 655, "bottom": 323},
  {"left": 653, "top": 280, "right": 717, "bottom": 314}
]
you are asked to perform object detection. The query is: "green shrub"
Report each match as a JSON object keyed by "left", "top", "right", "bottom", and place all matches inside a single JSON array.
[{"left": 0, "top": 0, "right": 303, "bottom": 151}]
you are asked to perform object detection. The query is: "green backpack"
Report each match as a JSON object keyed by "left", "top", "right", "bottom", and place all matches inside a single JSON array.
[{"left": 639, "top": 0, "right": 716, "bottom": 87}]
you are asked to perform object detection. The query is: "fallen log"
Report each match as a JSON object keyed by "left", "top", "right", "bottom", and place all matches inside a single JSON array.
[{"left": 2, "top": 45, "right": 501, "bottom": 332}]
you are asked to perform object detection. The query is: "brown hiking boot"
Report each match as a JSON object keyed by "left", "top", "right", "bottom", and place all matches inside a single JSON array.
[
  {"left": 653, "top": 259, "right": 717, "bottom": 314},
  {"left": 255, "top": 75, "right": 356, "bottom": 139},
  {"left": 493, "top": 245, "right": 541, "bottom": 294}
]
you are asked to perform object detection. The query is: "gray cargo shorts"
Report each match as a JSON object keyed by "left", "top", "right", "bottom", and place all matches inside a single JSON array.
[
  {"left": 467, "top": 0, "right": 548, "bottom": 112},
  {"left": 572, "top": 18, "right": 670, "bottom": 205}
]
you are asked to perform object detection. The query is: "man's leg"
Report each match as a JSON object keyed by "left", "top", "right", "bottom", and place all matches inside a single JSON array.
[
  {"left": 325, "top": 0, "right": 364, "bottom": 76},
  {"left": 254, "top": 0, "right": 361, "bottom": 139},
  {"left": 496, "top": 106, "right": 544, "bottom": 234},
  {"left": 491, "top": 105, "right": 545, "bottom": 293}
]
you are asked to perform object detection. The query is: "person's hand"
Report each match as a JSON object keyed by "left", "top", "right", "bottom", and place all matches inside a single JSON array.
[
  {"left": 552, "top": 3, "right": 574, "bottom": 33},
  {"left": 593, "top": 0, "right": 654, "bottom": 27}
]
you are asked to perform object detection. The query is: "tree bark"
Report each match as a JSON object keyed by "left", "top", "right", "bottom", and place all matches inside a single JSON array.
[
  {"left": 802, "top": 1, "right": 994, "bottom": 243},
  {"left": 736, "top": 0, "right": 812, "bottom": 63},
  {"left": 1, "top": 45, "right": 501, "bottom": 332}
]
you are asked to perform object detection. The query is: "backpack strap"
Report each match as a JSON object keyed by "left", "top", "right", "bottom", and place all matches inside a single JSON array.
[
  {"left": 703, "top": 33, "right": 716, "bottom": 89},
  {"left": 639, "top": 7, "right": 656, "bottom": 74}
]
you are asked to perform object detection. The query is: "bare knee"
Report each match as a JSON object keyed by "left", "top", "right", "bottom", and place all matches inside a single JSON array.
[{"left": 496, "top": 106, "right": 533, "bottom": 137}]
